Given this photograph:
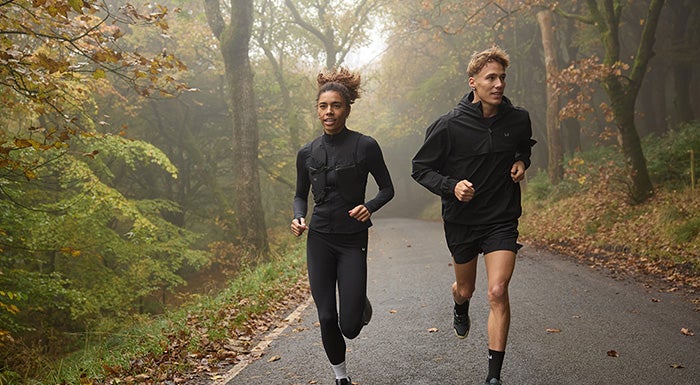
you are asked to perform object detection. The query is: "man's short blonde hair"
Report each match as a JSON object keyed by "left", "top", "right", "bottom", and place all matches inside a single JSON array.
[{"left": 467, "top": 46, "right": 510, "bottom": 77}]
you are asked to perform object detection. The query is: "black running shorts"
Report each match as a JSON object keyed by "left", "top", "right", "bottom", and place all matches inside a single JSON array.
[{"left": 443, "top": 220, "right": 522, "bottom": 264}]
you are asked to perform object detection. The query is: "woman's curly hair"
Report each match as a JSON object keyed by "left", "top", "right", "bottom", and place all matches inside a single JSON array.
[{"left": 317, "top": 67, "right": 362, "bottom": 105}]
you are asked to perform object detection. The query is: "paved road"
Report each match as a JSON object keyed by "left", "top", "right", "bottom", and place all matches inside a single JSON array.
[{"left": 226, "top": 218, "right": 699, "bottom": 385}]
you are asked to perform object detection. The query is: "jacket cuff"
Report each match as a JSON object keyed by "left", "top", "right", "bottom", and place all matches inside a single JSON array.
[{"left": 442, "top": 178, "right": 458, "bottom": 197}]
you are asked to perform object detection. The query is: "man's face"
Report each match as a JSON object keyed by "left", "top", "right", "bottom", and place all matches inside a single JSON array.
[
  {"left": 317, "top": 90, "right": 349, "bottom": 135},
  {"left": 469, "top": 61, "right": 506, "bottom": 110}
]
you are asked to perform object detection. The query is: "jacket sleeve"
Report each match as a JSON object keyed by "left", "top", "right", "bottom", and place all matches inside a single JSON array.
[
  {"left": 411, "top": 117, "right": 459, "bottom": 197},
  {"left": 513, "top": 112, "right": 536, "bottom": 169},
  {"left": 363, "top": 136, "right": 394, "bottom": 213},
  {"left": 293, "top": 145, "right": 311, "bottom": 219}
]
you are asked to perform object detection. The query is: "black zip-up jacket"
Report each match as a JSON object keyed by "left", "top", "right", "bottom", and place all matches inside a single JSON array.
[
  {"left": 294, "top": 128, "right": 394, "bottom": 234},
  {"left": 411, "top": 92, "right": 535, "bottom": 226}
]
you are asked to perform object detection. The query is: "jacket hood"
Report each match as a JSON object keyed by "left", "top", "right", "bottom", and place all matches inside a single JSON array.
[{"left": 455, "top": 91, "right": 514, "bottom": 117}]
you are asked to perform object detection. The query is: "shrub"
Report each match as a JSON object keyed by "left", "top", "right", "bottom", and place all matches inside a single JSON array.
[{"left": 644, "top": 122, "right": 700, "bottom": 189}]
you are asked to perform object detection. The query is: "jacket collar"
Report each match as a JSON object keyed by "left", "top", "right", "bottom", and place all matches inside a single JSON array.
[
  {"left": 323, "top": 126, "right": 351, "bottom": 143},
  {"left": 456, "top": 91, "right": 514, "bottom": 118}
]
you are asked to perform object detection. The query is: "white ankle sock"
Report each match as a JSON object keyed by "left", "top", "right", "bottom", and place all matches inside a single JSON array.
[{"left": 331, "top": 361, "right": 348, "bottom": 379}]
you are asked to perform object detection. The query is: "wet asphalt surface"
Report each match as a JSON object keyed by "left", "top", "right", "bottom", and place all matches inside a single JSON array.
[{"left": 223, "top": 218, "right": 700, "bottom": 385}]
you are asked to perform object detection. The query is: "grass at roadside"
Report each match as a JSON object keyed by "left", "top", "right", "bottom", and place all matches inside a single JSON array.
[
  {"left": 33, "top": 237, "right": 309, "bottom": 385},
  {"left": 520, "top": 123, "right": 699, "bottom": 296},
  {"left": 520, "top": 178, "right": 700, "bottom": 295}
]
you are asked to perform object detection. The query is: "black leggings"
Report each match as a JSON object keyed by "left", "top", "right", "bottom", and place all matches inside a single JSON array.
[{"left": 307, "top": 229, "right": 368, "bottom": 365}]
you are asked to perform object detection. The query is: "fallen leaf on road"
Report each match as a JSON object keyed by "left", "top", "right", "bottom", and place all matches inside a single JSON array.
[
  {"left": 267, "top": 355, "right": 281, "bottom": 362},
  {"left": 390, "top": 309, "right": 398, "bottom": 314},
  {"left": 427, "top": 327, "right": 439, "bottom": 333},
  {"left": 607, "top": 350, "right": 619, "bottom": 357},
  {"left": 681, "top": 328, "right": 694, "bottom": 336},
  {"left": 651, "top": 298, "right": 660, "bottom": 302},
  {"left": 546, "top": 328, "right": 561, "bottom": 333},
  {"left": 670, "top": 363, "right": 685, "bottom": 369},
  {"left": 308, "top": 380, "right": 318, "bottom": 384}
]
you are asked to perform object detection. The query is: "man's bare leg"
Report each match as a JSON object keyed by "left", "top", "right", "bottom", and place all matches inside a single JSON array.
[
  {"left": 451, "top": 257, "right": 477, "bottom": 338},
  {"left": 483, "top": 250, "right": 516, "bottom": 383}
]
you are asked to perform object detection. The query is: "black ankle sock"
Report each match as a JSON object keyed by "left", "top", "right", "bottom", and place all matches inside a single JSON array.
[
  {"left": 487, "top": 349, "right": 505, "bottom": 380},
  {"left": 454, "top": 299, "right": 469, "bottom": 315}
]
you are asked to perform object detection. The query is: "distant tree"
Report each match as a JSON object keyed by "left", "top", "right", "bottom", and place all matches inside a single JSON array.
[
  {"left": 668, "top": 0, "right": 699, "bottom": 125},
  {"left": 204, "top": 0, "right": 269, "bottom": 255},
  {"left": 284, "top": 0, "right": 385, "bottom": 69},
  {"left": 537, "top": 8, "right": 564, "bottom": 183},
  {"left": 556, "top": 11, "right": 583, "bottom": 154},
  {"left": 255, "top": 0, "right": 310, "bottom": 154}
]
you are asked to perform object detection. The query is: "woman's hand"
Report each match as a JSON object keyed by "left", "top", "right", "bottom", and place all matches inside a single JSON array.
[
  {"left": 348, "top": 205, "right": 371, "bottom": 222},
  {"left": 290, "top": 217, "right": 308, "bottom": 236}
]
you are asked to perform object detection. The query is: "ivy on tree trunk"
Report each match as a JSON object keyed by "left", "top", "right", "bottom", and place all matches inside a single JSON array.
[{"left": 586, "top": 0, "right": 664, "bottom": 203}]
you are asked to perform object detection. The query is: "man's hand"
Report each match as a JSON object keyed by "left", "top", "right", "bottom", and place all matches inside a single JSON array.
[
  {"left": 454, "top": 179, "right": 475, "bottom": 202},
  {"left": 348, "top": 205, "right": 371, "bottom": 222},
  {"left": 290, "top": 217, "right": 308, "bottom": 237},
  {"left": 511, "top": 160, "right": 526, "bottom": 183}
]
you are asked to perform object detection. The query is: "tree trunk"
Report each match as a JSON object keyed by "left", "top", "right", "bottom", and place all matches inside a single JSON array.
[
  {"left": 588, "top": 0, "right": 664, "bottom": 203},
  {"left": 537, "top": 9, "right": 564, "bottom": 184},
  {"left": 610, "top": 93, "right": 653, "bottom": 201},
  {"left": 204, "top": 0, "right": 269, "bottom": 254}
]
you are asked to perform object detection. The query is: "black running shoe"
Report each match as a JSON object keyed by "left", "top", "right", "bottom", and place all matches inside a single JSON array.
[
  {"left": 453, "top": 307, "right": 470, "bottom": 339},
  {"left": 485, "top": 378, "right": 502, "bottom": 385},
  {"left": 362, "top": 297, "right": 372, "bottom": 326},
  {"left": 336, "top": 377, "right": 351, "bottom": 385}
]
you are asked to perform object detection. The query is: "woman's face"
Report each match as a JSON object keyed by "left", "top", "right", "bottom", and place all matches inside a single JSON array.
[{"left": 317, "top": 90, "right": 349, "bottom": 135}]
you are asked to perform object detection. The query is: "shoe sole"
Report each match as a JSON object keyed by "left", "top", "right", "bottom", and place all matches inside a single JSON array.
[{"left": 454, "top": 328, "right": 469, "bottom": 339}]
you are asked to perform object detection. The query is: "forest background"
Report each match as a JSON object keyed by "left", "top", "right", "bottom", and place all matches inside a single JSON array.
[{"left": 1, "top": 0, "right": 698, "bottom": 383}]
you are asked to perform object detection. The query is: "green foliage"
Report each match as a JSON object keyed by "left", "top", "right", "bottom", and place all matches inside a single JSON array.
[
  {"left": 528, "top": 124, "right": 700, "bottom": 206},
  {"left": 643, "top": 122, "right": 700, "bottom": 189},
  {"left": 0, "top": 136, "right": 211, "bottom": 355},
  {"left": 657, "top": 203, "right": 700, "bottom": 244},
  {"left": 525, "top": 144, "right": 625, "bottom": 204},
  {"left": 80, "top": 134, "right": 179, "bottom": 181},
  {"left": 672, "top": 216, "right": 700, "bottom": 243},
  {"left": 522, "top": 129, "right": 700, "bottom": 276},
  {"left": 38, "top": 241, "right": 306, "bottom": 385},
  {"left": 562, "top": 145, "right": 626, "bottom": 190},
  {"left": 523, "top": 170, "right": 554, "bottom": 202},
  {"left": 526, "top": 124, "right": 700, "bottom": 203}
]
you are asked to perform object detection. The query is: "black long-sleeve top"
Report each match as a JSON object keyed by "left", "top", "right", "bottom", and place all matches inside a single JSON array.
[
  {"left": 294, "top": 128, "right": 394, "bottom": 234},
  {"left": 411, "top": 92, "right": 535, "bottom": 226}
]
